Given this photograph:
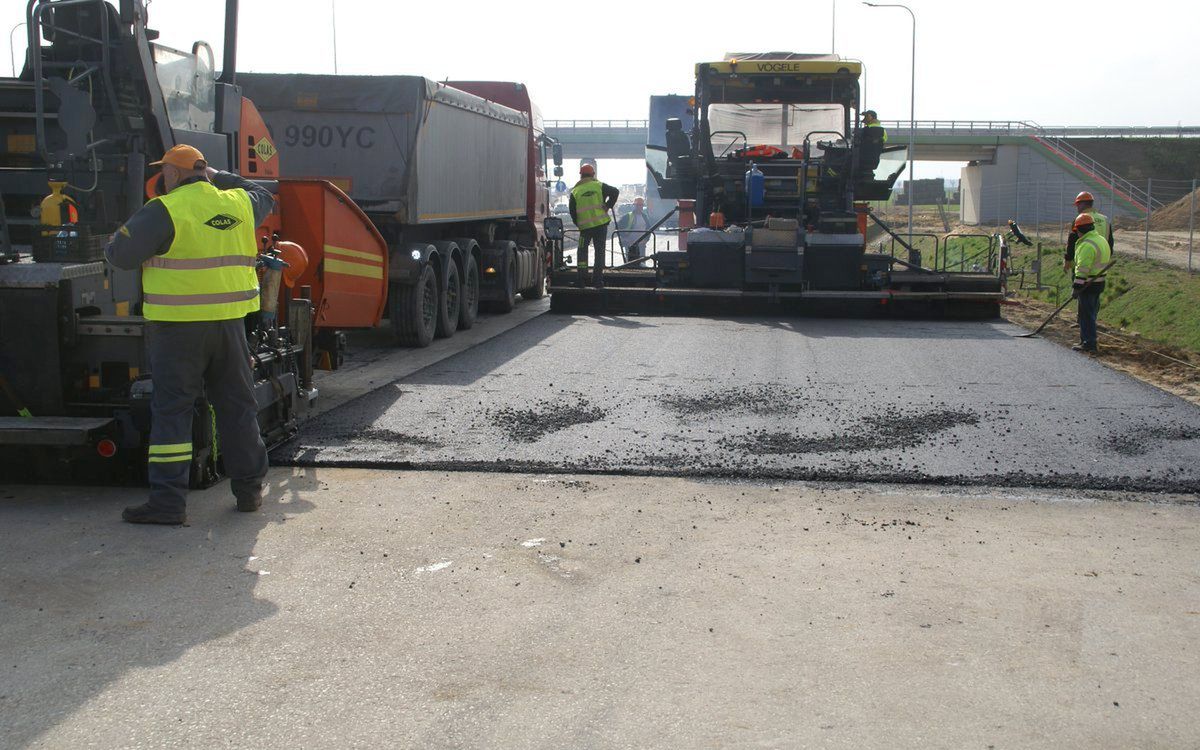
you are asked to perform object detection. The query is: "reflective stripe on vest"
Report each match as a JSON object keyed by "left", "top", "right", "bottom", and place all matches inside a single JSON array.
[
  {"left": 572, "top": 179, "right": 610, "bottom": 230},
  {"left": 144, "top": 255, "right": 257, "bottom": 271},
  {"left": 142, "top": 181, "right": 260, "bottom": 322},
  {"left": 1074, "top": 232, "right": 1112, "bottom": 280}
]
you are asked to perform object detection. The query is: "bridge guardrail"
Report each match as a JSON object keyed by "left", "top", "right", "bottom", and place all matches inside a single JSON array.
[
  {"left": 543, "top": 119, "right": 1199, "bottom": 138},
  {"left": 544, "top": 120, "right": 649, "bottom": 130}
]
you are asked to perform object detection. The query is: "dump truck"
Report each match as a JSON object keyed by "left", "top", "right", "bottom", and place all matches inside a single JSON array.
[
  {"left": 0, "top": 0, "right": 387, "bottom": 483},
  {"left": 238, "top": 74, "right": 557, "bottom": 348},
  {"left": 547, "top": 53, "right": 1003, "bottom": 317}
]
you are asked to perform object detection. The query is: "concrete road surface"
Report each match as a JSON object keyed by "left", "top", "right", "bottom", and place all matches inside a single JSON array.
[
  {"left": 276, "top": 315, "right": 1200, "bottom": 494},
  {"left": 2, "top": 470, "right": 1198, "bottom": 749}
]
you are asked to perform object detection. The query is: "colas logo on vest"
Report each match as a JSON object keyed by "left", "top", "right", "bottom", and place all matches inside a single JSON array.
[{"left": 204, "top": 214, "right": 243, "bottom": 231}]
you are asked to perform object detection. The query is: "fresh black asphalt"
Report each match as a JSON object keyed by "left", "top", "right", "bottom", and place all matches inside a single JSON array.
[{"left": 274, "top": 314, "right": 1200, "bottom": 494}]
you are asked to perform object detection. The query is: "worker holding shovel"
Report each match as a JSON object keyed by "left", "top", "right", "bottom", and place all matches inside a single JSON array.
[{"left": 1070, "top": 212, "right": 1113, "bottom": 353}]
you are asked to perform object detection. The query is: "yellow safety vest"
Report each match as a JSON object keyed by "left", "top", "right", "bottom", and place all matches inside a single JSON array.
[
  {"left": 572, "top": 178, "right": 610, "bottom": 230},
  {"left": 142, "top": 181, "right": 260, "bottom": 322},
  {"left": 866, "top": 121, "right": 888, "bottom": 143},
  {"left": 1083, "top": 208, "right": 1109, "bottom": 242},
  {"left": 1074, "top": 229, "right": 1112, "bottom": 282}
]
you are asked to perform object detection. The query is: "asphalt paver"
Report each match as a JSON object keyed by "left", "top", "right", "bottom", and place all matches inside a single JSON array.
[{"left": 276, "top": 314, "right": 1200, "bottom": 493}]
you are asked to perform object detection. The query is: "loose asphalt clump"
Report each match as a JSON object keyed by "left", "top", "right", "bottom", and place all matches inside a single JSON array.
[
  {"left": 1105, "top": 423, "right": 1200, "bottom": 457},
  {"left": 659, "top": 383, "right": 811, "bottom": 417},
  {"left": 727, "top": 407, "right": 981, "bottom": 456},
  {"left": 491, "top": 399, "right": 608, "bottom": 443}
]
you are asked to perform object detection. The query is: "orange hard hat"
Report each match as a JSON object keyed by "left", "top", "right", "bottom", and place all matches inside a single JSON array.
[
  {"left": 580, "top": 163, "right": 596, "bottom": 176},
  {"left": 275, "top": 241, "right": 309, "bottom": 288},
  {"left": 1074, "top": 191, "right": 1095, "bottom": 205},
  {"left": 150, "top": 144, "right": 207, "bottom": 170},
  {"left": 1072, "top": 213, "right": 1096, "bottom": 232}
]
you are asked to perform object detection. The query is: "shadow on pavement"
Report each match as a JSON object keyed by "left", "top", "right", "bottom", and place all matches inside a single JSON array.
[
  {"left": 0, "top": 471, "right": 317, "bottom": 747},
  {"left": 403, "top": 313, "right": 577, "bottom": 386}
]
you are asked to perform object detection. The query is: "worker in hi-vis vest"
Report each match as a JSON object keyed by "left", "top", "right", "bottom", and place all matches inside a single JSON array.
[
  {"left": 105, "top": 144, "right": 274, "bottom": 524},
  {"left": 857, "top": 109, "right": 888, "bottom": 175},
  {"left": 1063, "top": 191, "right": 1114, "bottom": 273},
  {"left": 1070, "top": 212, "right": 1113, "bottom": 354},
  {"left": 568, "top": 163, "right": 619, "bottom": 288}
]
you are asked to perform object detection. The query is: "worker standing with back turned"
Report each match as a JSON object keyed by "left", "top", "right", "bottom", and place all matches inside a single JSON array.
[
  {"left": 1063, "top": 191, "right": 1114, "bottom": 272},
  {"left": 569, "top": 163, "right": 619, "bottom": 288},
  {"left": 1070, "top": 212, "right": 1112, "bottom": 354},
  {"left": 105, "top": 144, "right": 274, "bottom": 525}
]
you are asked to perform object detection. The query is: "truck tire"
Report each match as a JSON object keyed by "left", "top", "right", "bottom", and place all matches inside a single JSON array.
[
  {"left": 435, "top": 257, "right": 460, "bottom": 339},
  {"left": 390, "top": 266, "right": 437, "bottom": 348},
  {"left": 494, "top": 253, "right": 518, "bottom": 313},
  {"left": 522, "top": 249, "right": 547, "bottom": 300},
  {"left": 459, "top": 257, "right": 479, "bottom": 330}
]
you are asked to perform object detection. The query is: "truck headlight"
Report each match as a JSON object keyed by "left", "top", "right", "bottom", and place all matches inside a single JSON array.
[{"left": 410, "top": 249, "right": 422, "bottom": 261}]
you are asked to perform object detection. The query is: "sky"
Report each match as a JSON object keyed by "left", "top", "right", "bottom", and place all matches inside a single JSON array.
[{"left": 5, "top": 0, "right": 1198, "bottom": 185}]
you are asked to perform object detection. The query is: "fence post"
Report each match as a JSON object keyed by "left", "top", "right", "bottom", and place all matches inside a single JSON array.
[
  {"left": 1058, "top": 180, "right": 1065, "bottom": 245},
  {"left": 1034, "top": 180, "right": 1040, "bottom": 241},
  {"left": 1144, "top": 178, "right": 1152, "bottom": 260},
  {"left": 1036, "top": 241, "right": 1043, "bottom": 289},
  {"left": 1190, "top": 178, "right": 1196, "bottom": 273}
]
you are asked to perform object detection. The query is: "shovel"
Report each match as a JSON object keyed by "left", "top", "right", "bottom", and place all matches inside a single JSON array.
[{"left": 1017, "top": 259, "right": 1116, "bottom": 338}]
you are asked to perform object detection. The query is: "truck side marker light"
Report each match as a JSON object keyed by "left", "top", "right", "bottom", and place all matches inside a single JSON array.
[
  {"left": 97, "top": 439, "right": 117, "bottom": 458},
  {"left": 485, "top": 267, "right": 497, "bottom": 274}
]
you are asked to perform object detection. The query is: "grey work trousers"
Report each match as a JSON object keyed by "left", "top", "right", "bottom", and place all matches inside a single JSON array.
[
  {"left": 578, "top": 224, "right": 608, "bottom": 273},
  {"left": 145, "top": 319, "right": 268, "bottom": 512}
]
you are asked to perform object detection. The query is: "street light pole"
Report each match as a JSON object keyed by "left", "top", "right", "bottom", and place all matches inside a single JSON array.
[
  {"left": 863, "top": 2, "right": 916, "bottom": 250},
  {"left": 331, "top": 0, "right": 339, "bottom": 74}
]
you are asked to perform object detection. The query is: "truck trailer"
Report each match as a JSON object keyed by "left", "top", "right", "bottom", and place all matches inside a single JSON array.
[{"left": 238, "top": 74, "right": 556, "bottom": 348}]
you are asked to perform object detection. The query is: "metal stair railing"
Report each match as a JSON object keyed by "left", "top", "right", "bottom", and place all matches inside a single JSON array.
[{"left": 1034, "top": 135, "right": 1161, "bottom": 212}]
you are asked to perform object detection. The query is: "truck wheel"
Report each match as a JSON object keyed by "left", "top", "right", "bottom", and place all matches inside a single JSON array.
[
  {"left": 459, "top": 258, "right": 479, "bottom": 330},
  {"left": 390, "top": 267, "right": 437, "bottom": 348},
  {"left": 522, "top": 251, "right": 547, "bottom": 300},
  {"left": 435, "top": 259, "right": 461, "bottom": 339},
  {"left": 494, "top": 254, "right": 517, "bottom": 313}
]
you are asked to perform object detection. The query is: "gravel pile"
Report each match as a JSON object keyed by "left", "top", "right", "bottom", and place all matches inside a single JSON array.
[
  {"left": 659, "top": 384, "right": 812, "bottom": 417},
  {"left": 491, "top": 399, "right": 608, "bottom": 443},
  {"left": 728, "top": 407, "right": 981, "bottom": 456},
  {"left": 1105, "top": 423, "right": 1200, "bottom": 457}
]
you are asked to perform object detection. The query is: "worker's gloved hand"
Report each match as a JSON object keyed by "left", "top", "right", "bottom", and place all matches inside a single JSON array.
[
  {"left": 1062, "top": 260, "right": 1072, "bottom": 273},
  {"left": 1071, "top": 284, "right": 1082, "bottom": 299}
]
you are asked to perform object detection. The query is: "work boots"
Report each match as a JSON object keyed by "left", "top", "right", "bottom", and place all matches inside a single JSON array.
[
  {"left": 122, "top": 503, "right": 187, "bottom": 525},
  {"left": 234, "top": 484, "right": 263, "bottom": 512},
  {"left": 577, "top": 265, "right": 589, "bottom": 288},
  {"left": 593, "top": 270, "right": 605, "bottom": 289}
]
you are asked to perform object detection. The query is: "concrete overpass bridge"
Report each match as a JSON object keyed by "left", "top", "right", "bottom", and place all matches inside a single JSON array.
[{"left": 545, "top": 119, "right": 1200, "bottom": 223}]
